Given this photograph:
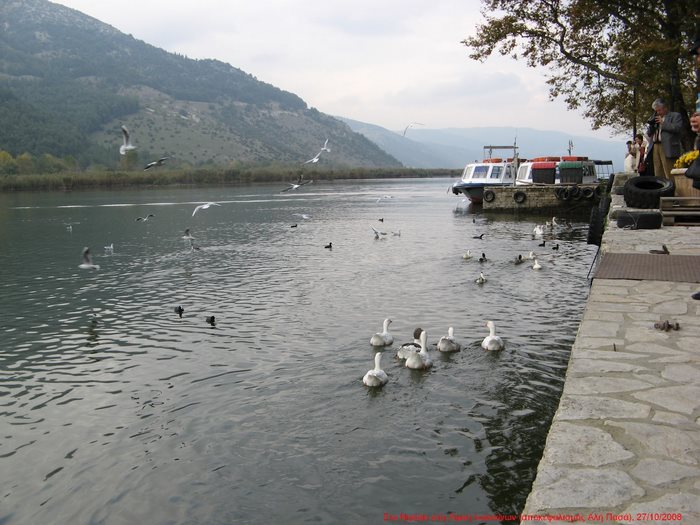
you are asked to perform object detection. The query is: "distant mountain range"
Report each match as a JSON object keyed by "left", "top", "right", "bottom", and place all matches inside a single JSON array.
[{"left": 338, "top": 117, "right": 622, "bottom": 171}]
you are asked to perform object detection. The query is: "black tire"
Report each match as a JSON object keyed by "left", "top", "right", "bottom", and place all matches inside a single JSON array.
[
  {"left": 483, "top": 189, "right": 496, "bottom": 203},
  {"left": 513, "top": 191, "right": 527, "bottom": 204},
  {"left": 554, "top": 187, "right": 566, "bottom": 200},
  {"left": 561, "top": 187, "right": 572, "bottom": 201},
  {"left": 569, "top": 185, "right": 581, "bottom": 199},
  {"left": 581, "top": 187, "right": 595, "bottom": 199},
  {"left": 623, "top": 176, "right": 675, "bottom": 209},
  {"left": 605, "top": 173, "right": 615, "bottom": 193},
  {"left": 587, "top": 205, "right": 604, "bottom": 246}
]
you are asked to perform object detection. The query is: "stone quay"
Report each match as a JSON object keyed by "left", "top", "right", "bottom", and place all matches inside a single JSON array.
[{"left": 520, "top": 174, "right": 700, "bottom": 524}]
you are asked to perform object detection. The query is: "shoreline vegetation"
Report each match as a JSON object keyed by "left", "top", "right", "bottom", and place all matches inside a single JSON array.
[{"left": 0, "top": 166, "right": 461, "bottom": 192}]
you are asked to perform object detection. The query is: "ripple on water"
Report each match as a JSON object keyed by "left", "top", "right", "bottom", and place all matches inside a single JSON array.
[{"left": 0, "top": 181, "right": 595, "bottom": 523}]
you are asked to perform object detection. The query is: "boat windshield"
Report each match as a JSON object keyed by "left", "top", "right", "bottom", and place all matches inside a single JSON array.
[{"left": 490, "top": 166, "right": 502, "bottom": 179}]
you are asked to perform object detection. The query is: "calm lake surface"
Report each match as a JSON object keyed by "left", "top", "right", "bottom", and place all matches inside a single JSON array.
[{"left": 0, "top": 178, "right": 597, "bottom": 524}]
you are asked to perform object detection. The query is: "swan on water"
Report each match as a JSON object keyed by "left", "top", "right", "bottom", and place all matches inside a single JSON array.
[
  {"left": 397, "top": 327, "right": 423, "bottom": 359},
  {"left": 362, "top": 352, "right": 389, "bottom": 387},
  {"left": 437, "top": 327, "right": 461, "bottom": 353},
  {"left": 475, "top": 272, "right": 487, "bottom": 284},
  {"left": 405, "top": 330, "right": 432, "bottom": 369},
  {"left": 525, "top": 251, "right": 536, "bottom": 260},
  {"left": 462, "top": 250, "right": 473, "bottom": 260},
  {"left": 370, "top": 318, "right": 393, "bottom": 346},
  {"left": 481, "top": 320, "right": 504, "bottom": 351},
  {"left": 532, "top": 258, "right": 542, "bottom": 270}
]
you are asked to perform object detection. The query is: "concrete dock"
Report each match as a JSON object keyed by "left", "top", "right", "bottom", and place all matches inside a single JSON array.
[{"left": 520, "top": 175, "right": 700, "bottom": 524}]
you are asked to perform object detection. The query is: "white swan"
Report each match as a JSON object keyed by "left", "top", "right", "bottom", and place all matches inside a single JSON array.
[
  {"left": 526, "top": 251, "right": 536, "bottom": 260},
  {"left": 463, "top": 250, "right": 473, "bottom": 260},
  {"left": 397, "top": 327, "right": 422, "bottom": 359},
  {"left": 533, "top": 224, "right": 545, "bottom": 237},
  {"left": 362, "top": 352, "right": 389, "bottom": 387},
  {"left": 405, "top": 330, "right": 432, "bottom": 369},
  {"left": 532, "top": 258, "right": 542, "bottom": 270},
  {"left": 370, "top": 318, "right": 393, "bottom": 346},
  {"left": 475, "top": 272, "right": 487, "bottom": 284},
  {"left": 481, "top": 320, "right": 504, "bottom": 351},
  {"left": 437, "top": 327, "right": 461, "bottom": 353}
]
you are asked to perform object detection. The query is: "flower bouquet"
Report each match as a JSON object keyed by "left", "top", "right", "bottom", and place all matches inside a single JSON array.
[{"left": 674, "top": 150, "right": 699, "bottom": 169}]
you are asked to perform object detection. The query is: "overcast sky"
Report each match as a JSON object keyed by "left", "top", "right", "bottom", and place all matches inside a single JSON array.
[{"left": 52, "top": 0, "right": 620, "bottom": 142}]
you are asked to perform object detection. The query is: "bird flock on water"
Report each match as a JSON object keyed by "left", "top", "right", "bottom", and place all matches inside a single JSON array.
[
  {"left": 362, "top": 214, "right": 574, "bottom": 389},
  {"left": 83, "top": 124, "right": 569, "bottom": 386}
]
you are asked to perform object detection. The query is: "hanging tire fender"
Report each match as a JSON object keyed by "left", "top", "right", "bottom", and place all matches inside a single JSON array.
[
  {"left": 483, "top": 189, "right": 496, "bottom": 203},
  {"left": 581, "top": 187, "right": 595, "bottom": 199},
  {"left": 513, "top": 191, "right": 527, "bottom": 204}
]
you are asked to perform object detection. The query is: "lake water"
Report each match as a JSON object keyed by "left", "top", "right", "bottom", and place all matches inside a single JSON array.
[{"left": 0, "top": 178, "right": 596, "bottom": 524}]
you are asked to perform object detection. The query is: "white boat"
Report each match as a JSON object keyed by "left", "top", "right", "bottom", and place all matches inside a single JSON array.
[{"left": 450, "top": 145, "right": 519, "bottom": 204}]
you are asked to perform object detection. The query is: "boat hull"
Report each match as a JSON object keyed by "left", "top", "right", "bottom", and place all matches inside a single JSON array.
[{"left": 451, "top": 182, "right": 487, "bottom": 203}]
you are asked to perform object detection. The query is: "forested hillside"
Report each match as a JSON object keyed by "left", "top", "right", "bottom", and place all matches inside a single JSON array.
[{"left": 0, "top": 0, "right": 401, "bottom": 172}]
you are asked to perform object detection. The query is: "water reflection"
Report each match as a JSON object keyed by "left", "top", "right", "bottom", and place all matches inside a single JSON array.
[{"left": 0, "top": 180, "right": 595, "bottom": 524}]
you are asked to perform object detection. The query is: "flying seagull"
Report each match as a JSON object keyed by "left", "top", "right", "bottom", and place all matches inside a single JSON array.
[
  {"left": 136, "top": 214, "right": 155, "bottom": 222},
  {"left": 402, "top": 122, "right": 425, "bottom": 137},
  {"left": 144, "top": 157, "right": 170, "bottom": 170},
  {"left": 304, "top": 151, "right": 322, "bottom": 164},
  {"left": 281, "top": 178, "right": 312, "bottom": 192},
  {"left": 120, "top": 125, "right": 136, "bottom": 155},
  {"left": 320, "top": 139, "right": 331, "bottom": 152},
  {"left": 79, "top": 247, "right": 100, "bottom": 270},
  {"left": 192, "top": 202, "right": 221, "bottom": 216}
]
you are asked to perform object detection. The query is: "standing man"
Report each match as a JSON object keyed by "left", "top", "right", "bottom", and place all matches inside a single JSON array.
[
  {"left": 646, "top": 98, "right": 683, "bottom": 179},
  {"left": 690, "top": 37, "right": 700, "bottom": 148}
]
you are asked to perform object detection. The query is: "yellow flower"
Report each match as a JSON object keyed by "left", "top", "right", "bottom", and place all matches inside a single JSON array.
[{"left": 674, "top": 150, "right": 699, "bottom": 168}]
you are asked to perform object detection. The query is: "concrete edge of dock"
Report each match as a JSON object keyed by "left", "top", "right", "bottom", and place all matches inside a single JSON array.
[{"left": 520, "top": 173, "right": 700, "bottom": 524}]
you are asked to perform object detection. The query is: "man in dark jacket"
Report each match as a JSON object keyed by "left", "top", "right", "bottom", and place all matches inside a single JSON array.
[{"left": 646, "top": 98, "right": 683, "bottom": 180}]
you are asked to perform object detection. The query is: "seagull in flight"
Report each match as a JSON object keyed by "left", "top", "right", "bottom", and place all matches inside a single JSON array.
[
  {"left": 280, "top": 179, "right": 312, "bottom": 193},
  {"left": 371, "top": 225, "right": 387, "bottom": 239},
  {"left": 293, "top": 213, "right": 312, "bottom": 220},
  {"left": 79, "top": 247, "right": 100, "bottom": 270},
  {"left": 320, "top": 139, "right": 331, "bottom": 152},
  {"left": 136, "top": 214, "right": 155, "bottom": 222},
  {"left": 192, "top": 202, "right": 221, "bottom": 216},
  {"left": 304, "top": 151, "right": 322, "bottom": 164},
  {"left": 144, "top": 157, "right": 170, "bottom": 170},
  {"left": 119, "top": 125, "right": 136, "bottom": 155},
  {"left": 402, "top": 122, "right": 425, "bottom": 137}
]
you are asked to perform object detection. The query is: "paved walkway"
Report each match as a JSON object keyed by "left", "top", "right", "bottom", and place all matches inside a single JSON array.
[{"left": 520, "top": 177, "right": 700, "bottom": 524}]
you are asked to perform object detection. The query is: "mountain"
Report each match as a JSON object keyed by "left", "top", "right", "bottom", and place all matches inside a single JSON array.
[
  {"left": 338, "top": 119, "right": 622, "bottom": 172},
  {"left": 0, "top": 0, "right": 401, "bottom": 169}
]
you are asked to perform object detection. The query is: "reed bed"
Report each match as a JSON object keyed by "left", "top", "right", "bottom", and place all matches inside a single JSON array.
[{"left": 0, "top": 166, "right": 460, "bottom": 192}]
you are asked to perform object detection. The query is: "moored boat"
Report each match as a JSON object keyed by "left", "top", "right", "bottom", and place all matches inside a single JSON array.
[{"left": 451, "top": 145, "right": 520, "bottom": 204}]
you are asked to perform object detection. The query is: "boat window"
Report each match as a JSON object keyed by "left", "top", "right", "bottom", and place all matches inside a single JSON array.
[
  {"left": 462, "top": 166, "right": 474, "bottom": 180},
  {"left": 505, "top": 166, "right": 513, "bottom": 178},
  {"left": 490, "top": 166, "right": 503, "bottom": 179},
  {"left": 473, "top": 165, "right": 490, "bottom": 178},
  {"left": 517, "top": 164, "right": 531, "bottom": 180}
]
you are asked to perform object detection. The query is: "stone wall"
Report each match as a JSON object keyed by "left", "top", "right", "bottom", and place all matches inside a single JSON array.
[{"left": 483, "top": 184, "right": 601, "bottom": 211}]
